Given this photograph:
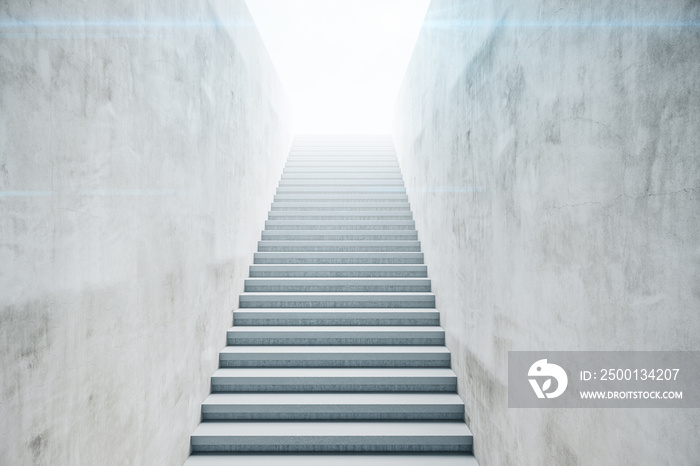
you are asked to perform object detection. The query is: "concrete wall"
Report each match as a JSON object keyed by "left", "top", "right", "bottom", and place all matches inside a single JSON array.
[
  {"left": 0, "top": 1, "right": 292, "bottom": 464},
  {"left": 394, "top": 1, "right": 699, "bottom": 465}
]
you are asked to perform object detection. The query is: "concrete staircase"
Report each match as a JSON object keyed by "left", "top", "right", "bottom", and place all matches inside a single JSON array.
[{"left": 185, "top": 136, "right": 477, "bottom": 465}]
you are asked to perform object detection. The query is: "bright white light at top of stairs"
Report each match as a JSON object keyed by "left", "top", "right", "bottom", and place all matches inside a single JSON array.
[{"left": 244, "top": 0, "right": 431, "bottom": 134}]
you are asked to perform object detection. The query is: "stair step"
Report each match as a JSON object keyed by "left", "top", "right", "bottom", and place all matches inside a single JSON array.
[
  {"left": 232, "top": 308, "right": 440, "bottom": 326},
  {"left": 276, "top": 186, "right": 407, "bottom": 194},
  {"left": 191, "top": 421, "right": 471, "bottom": 452},
  {"left": 271, "top": 202, "right": 410, "bottom": 211},
  {"left": 218, "top": 346, "right": 451, "bottom": 368},
  {"left": 257, "top": 241, "right": 421, "bottom": 252},
  {"left": 290, "top": 147, "right": 394, "bottom": 149},
  {"left": 286, "top": 153, "right": 397, "bottom": 157},
  {"left": 279, "top": 176, "right": 403, "bottom": 182},
  {"left": 282, "top": 161, "right": 399, "bottom": 166},
  {"left": 244, "top": 278, "right": 431, "bottom": 292},
  {"left": 267, "top": 212, "right": 413, "bottom": 220},
  {"left": 265, "top": 220, "right": 415, "bottom": 230},
  {"left": 288, "top": 155, "right": 398, "bottom": 160},
  {"left": 285, "top": 161, "right": 399, "bottom": 167},
  {"left": 226, "top": 326, "right": 443, "bottom": 345},
  {"left": 289, "top": 149, "right": 396, "bottom": 154},
  {"left": 287, "top": 161, "right": 399, "bottom": 166},
  {"left": 260, "top": 231, "right": 418, "bottom": 241},
  {"left": 210, "top": 368, "right": 457, "bottom": 392},
  {"left": 238, "top": 292, "right": 435, "bottom": 308},
  {"left": 283, "top": 167, "right": 401, "bottom": 173},
  {"left": 274, "top": 193, "right": 408, "bottom": 201},
  {"left": 265, "top": 218, "right": 415, "bottom": 230},
  {"left": 288, "top": 152, "right": 397, "bottom": 157},
  {"left": 249, "top": 265, "right": 427, "bottom": 277},
  {"left": 254, "top": 252, "right": 423, "bottom": 264},
  {"left": 201, "top": 392, "right": 463, "bottom": 419},
  {"left": 185, "top": 454, "right": 479, "bottom": 466}
]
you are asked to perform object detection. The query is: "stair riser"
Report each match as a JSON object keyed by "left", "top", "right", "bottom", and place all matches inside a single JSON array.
[
  {"left": 233, "top": 318, "right": 439, "bottom": 326},
  {"left": 286, "top": 161, "right": 399, "bottom": 166},
  {"left": 227, "top": 336, "right": 444, "bottom": 346},
  {"left": 254, "top": 259, "right": 424, "bottom": 265},
  {"left": 258, "top": 241, "right": 420, "bottom": 249},
  {"left": 227, "top": 328, "right": 444, "bottom": 344},
  {"left": 257, "top": 246, "right": 421, "bottom": 252},
  {"left": 287, "top": 155, "right": 397, "bottom": 159},
  {"left": 274, "top": 195, "right": 408, "bottom": 201},
  {"left": 280, "top": 176, "right": 403, "bottom": 182},
  {"left": 260, "top": 234, "right": 419, "bottom": 241},
  {"left": 248, "top": 271, "right": 427, "bottom": 278},
  {"left": 267, "top": 215, "right": 413, "bottom": 221},
  {"left": 210, "top": 381, "right": 457, "bottom": 393},
  {"left": 286, "top": 156, "right": 398, "bottom": 160},
  {"left": 191, "top": 443, "right": 469, "bottom": 453},
  {"left": 266, "top": 220, "right": 414, "bottom": 224},
  {"left": 201, "top": 407, "right": 462, "bottom": 421},
  {"left": 245, "top": 278, "right": 430, "bottom": 290},
  {"left": 283, "top": 168, "right": 401, "bottom": 174},
  {"left": 285, "top": 162, "right": 399, "bottom": 167},
  {"left": 219, "top": 356, "right": 450, "bottom": 368},
  {"left": 264, "top": 225, "right": 416, "bottom": 231},
  {"left": 271, "top": 204, "right": 411, "bottom": 211},
  {"left": 238, "top": 299, "right": 436, "bottom": 308},
  {"left": 280, "top": 172, "right": 401, "bottom": 177},
  {"left": 232, "top": 311, "right": 439, "bottom": 326},
  {"left": 246, "top": 277, "right": 429, "bottom": 283},
  {"left": 278, "top": 179, "right": 403, "bottom": 184},
  {"left": 289, "top": 149, "right": 395, "bottom": 152},
  {"left": 279, "top": 179, "right": 404, "bottom": 185},
  {"left": 276, "top": 188, "right": 407, "bottom": 194},
  {"left": 244, "top": 285, "right": 431, "bottom": 292}
]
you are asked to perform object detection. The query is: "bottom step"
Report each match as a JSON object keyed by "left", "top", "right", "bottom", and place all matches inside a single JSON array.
[
  {"left": 191, "top": 422, "right": 472, "bottom": 453},
  {"left": 185, "top": 455, "right": 479, "bottom": 466}
]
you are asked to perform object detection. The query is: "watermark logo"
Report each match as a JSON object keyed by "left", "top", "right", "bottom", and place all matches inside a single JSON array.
[
  {"left": 509, "top": 352, "right": 698, "bottom": 408},
  {"left": 528, "top": 359, "right": 568, "bottom": 399}
]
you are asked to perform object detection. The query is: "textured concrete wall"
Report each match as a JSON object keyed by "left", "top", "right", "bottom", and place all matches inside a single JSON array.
[
  {"left": 394, "top": 1, "right": 699, "bottom": 465},
  {"left": 0, "top": 1, "right": 292, "bottom": 465}
]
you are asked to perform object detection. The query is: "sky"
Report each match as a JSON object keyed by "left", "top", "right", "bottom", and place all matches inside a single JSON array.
[{"left": 244, "top": 0, "right": 431, "bottom": 135}]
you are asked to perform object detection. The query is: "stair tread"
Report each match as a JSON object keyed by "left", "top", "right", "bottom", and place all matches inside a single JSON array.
[
  {"left": 258, "top": 241, "right": 419, "bottom": 244},
  {"left": 271, "top": 203, "right": 410, "bottom": 208},
  {"left": 228, "top": 326, "right": 442, "bottom": 332},
  {"left": 234, "top": 308, "right": 437, "bottom": 312},
  {"left": 212, "top": 368, "right": 456, "bottom": 376},
  {"left": 185, "top": 455, "right": 478, "bottom": 466},
  {"left": 249, "top": 265, "right": 427, "bottom": 269},
  {"left": 263, "top": 225, "right": 416, "bottom": 235},
  {"left": 239, "top": 292, "right": 435, "bottom": 296},
  {"left": 192, "top": 421, "right": 470, "bottom": 437},
  {"left": 203, "top": 392, "right": 463, "bottom": 405},
  {"left": 260, "top": 231, "right": 417, "bottom": 236},
  {"left": 255, "top": 252, "right": 423, "bottom": 256},
  {"left": 245, "top": 278, "right": 430, "bottom": 283},
  {"left": 220, "top": 346, "right": 450, "bottom": 353},
  {"left": 266, "top": 220, "right": 415, "bottom": 225}
]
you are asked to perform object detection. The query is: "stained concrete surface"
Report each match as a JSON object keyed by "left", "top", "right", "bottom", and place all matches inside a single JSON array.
[
  {"left": 0, "top": 1, "right": 292, "bottom": 464},
  {"left": 394, "top": 1, "right": 700, "bottom": 465}
]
